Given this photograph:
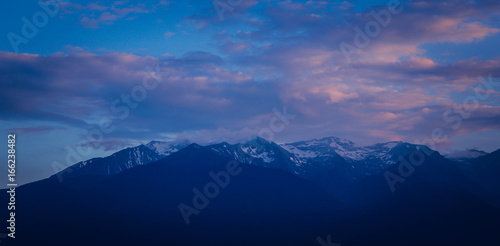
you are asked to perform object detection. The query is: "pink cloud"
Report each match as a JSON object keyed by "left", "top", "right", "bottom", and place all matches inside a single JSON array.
[{"left": 164, "top": 31, "right": 175, "bottom": 39}]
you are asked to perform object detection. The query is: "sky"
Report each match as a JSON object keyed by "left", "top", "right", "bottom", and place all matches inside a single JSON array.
[{"left": 1, "top": 0, "right": 500, "bottom": 185}]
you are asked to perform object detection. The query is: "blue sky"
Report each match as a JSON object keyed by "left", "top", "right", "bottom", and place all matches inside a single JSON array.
[{"left": 1, "top": 0, "right": 500, "bottom": 185}]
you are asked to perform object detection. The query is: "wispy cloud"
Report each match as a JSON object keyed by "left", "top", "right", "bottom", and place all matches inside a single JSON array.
[
  {"left": 8, "top": 126, "right": 65, "bottom": 134},
  {"left": 164, "top": 31, "right": 175, "bottom": 39},
  {"left": 60, "top": 1, "right": 167, "bottom": 28}
]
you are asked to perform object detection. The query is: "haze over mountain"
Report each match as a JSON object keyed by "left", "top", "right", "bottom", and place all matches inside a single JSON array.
[{"left": 445, "top": 149, "right": 489, "bottom": 161}]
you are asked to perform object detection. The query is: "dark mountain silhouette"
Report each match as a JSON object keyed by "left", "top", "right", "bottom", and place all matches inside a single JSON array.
[
  {"left": 341, "top": 150, "right": 500, "bottom": 245},
  {"left": 457, "top": 149, "right": 500, "bottom": 207},
  {"left": 282, "top": 137, "right": 435, "bottom": 198},
  {"left": 6, "top": 144, "right": 344, "bottom": 246},
  {"left": 3, "top": 137, "right": 499, "bottom": 245}
]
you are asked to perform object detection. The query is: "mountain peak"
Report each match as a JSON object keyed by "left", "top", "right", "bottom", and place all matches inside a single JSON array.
[
  {"left": 323, "top": 136, "right": 356, "bottom": 143},
  {"left": 185, "top": 143, "right": 202, "bottom": 149},
  {"left": 281, "top": 136, "right": 362, "bottom": 159},
  {"left": 52, "top": 143, "right": 162, "bottom": 181},
  {"left": 145, "top": 140, "right": 191, "bottom": 156}
]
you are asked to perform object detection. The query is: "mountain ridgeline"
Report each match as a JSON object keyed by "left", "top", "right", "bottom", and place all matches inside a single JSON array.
[{"left": 4, "top": 136, "right": 499, "bottom": 245}]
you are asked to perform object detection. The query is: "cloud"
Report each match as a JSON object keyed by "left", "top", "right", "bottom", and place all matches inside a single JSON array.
[
  {"left": 218, "top": 40, "right": 254, "bottom": 53},
  {"left": 3, "top": 0, "right": 500, "bottom": 152},
  {"left": 60, "top": 1, "right": 166, "bottom": 28},
  {"left": 199, "top": 0, "right": 499, "bottom": 64},
  {"left": 164, "top": 31, "right": 175, "bottom": 39},
  {"left": 7, "top": 126, "right": 65, "bottom": 135},
  {"left": 0, "top": 51, "right": 269, "bottom": 141},
  {"left": 63, "top": 45, "right": 86, "bottom": 54},
  {"left": 78, "top": 138, "right": 135, "bottom": 151}
]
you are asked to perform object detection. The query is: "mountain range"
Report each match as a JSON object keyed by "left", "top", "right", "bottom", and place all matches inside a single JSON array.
[
  {"left": 4, "top": 136, "right": 500, "bottom": 245},
  {"left": 53, "top": 136, "right": 446, "bottom": 198}
]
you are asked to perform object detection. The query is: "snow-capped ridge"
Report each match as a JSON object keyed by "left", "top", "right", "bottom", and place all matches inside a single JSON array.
[{"left": 145, "top": 140, "right": 191, "bottom": 157}]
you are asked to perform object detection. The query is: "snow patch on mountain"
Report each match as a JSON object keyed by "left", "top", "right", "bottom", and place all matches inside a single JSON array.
[
  {"left": 281, "top": 145, "right": 318, "bottom": 158},
  {"left": 281, "top": 137, "right": 371, "bottom": 161},
  {"left": 145, "top": 140, "right": 190, "bottom": 156},
  {"left": 383, "top": 142, "right": 398, "bottom": 149},
  {"left": 239, "top": 145, "right": 275, "bottom": 162}
]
